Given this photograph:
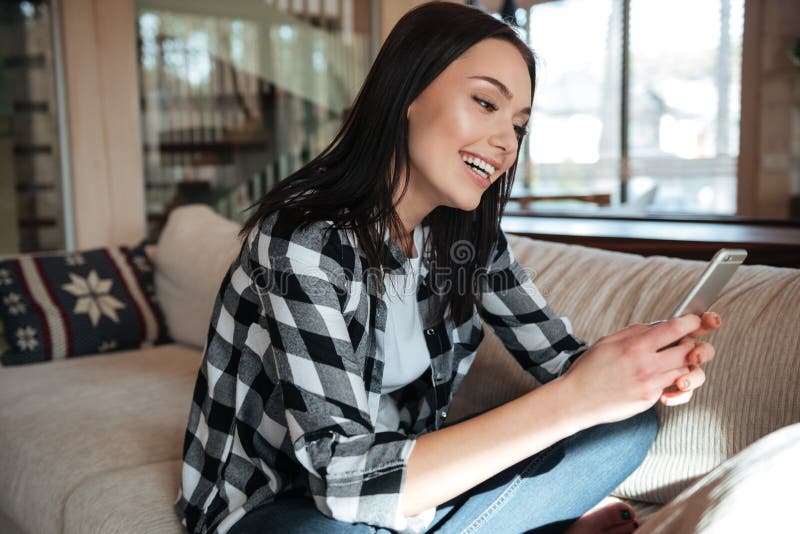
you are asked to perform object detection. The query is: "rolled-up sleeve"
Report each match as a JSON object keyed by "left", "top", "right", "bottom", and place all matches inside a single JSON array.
[
  {"left": 476, "top": 230, "right": 589, "bottom": 384},
  {"left": 248, "top": 228, "right": 435, "bottom": 532}
]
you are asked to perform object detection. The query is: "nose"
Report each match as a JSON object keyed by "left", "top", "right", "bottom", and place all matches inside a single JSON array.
[{"left": 487, "top": 122, "right": 517, "bottom": 156}]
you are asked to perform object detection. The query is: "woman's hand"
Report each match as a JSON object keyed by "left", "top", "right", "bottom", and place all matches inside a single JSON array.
[
  {"left": 559, "top": 313, "right": 719, "bottom": 426},
  {"left": 658, "top": 311, "right": 721, "bottom": 406}
]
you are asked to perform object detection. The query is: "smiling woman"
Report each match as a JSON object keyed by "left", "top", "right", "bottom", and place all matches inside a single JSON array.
[
  {"left": 235, "top": 3, "right": 539, "bottom": 326},
  {"left": 404, "top": 39, "right": 531, "bottom": 214},
  {"left": 175, "top": 3, "right": 716, "bottom": 534}
]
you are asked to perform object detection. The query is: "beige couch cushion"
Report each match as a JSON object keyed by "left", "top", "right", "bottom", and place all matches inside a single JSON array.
[
  {"left": 0, "top": 510, "right": 25, "bottom": 534},
  {"left": 450, "top": 235, "right": 800, "bottom": 505},
  {"left": 64, "top": 460, "right": 184, "bottom": 534},
  {"left": 154, "top": 205, "right": 243, "bottom": 349},
  {"left": 0, "top": 345, "right": 201, "bottom": 534},
  {"left": 637, "top": 422, "right": 800, "bottom": 533}
]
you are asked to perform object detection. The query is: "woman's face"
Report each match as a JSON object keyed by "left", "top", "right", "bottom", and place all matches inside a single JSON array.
[{"left": 404, "top": 38, "right": 531, "bottom": 215}]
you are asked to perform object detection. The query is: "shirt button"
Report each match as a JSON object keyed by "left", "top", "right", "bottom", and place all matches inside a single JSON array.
[
  {"left": 440, "top": 411, "right": 447, "bottom": 419},
  {"left": 426, "top": 328, "right": 435, "bottom": 336}
]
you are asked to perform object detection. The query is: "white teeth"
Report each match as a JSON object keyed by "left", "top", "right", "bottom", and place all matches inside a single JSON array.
[{"left": 461, "top": 154, "right": 495, "bottom": 176}]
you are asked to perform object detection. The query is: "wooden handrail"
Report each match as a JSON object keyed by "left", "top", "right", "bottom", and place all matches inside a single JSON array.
[{"left": 510, "top": 193, "right": 612, "bottom": 209}]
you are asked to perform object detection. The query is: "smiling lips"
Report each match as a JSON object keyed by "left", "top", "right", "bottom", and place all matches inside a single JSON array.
[
  {"left": 461, "top": 152, "right": 497, "bottom": 175},
  {"left": 460, "top": 151, "right": 499, "bottom": 189}
]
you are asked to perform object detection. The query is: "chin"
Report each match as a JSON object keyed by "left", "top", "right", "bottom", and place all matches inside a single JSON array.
[{"left": 445, "top": 193, "right": 482, "bottom": 213}]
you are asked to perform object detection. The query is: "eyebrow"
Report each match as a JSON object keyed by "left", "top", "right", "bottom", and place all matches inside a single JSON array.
[{"left": 468, "top": 75, "right": 531, "bottom": 117}]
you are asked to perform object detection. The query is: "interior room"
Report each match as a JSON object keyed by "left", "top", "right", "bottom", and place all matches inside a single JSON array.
[{"left": 0, "top": 1, "right": 798, "bottom": 533}]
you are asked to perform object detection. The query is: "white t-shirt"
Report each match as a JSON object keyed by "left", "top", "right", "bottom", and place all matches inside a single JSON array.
[{"left": 375, "top": 223, "right": 431, "bottom": 432}]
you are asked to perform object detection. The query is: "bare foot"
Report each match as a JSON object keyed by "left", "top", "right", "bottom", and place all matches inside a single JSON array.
[{"left": 563, "top": 502, "right": 639, "bottom": 534}]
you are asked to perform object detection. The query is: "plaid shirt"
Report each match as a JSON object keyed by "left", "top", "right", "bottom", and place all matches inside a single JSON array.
[{"left": 175, "top": 209, "right": 588, "bottom": 533}]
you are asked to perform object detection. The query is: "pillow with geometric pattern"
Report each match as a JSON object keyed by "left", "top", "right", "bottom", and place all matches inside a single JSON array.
[{"left": 0, "top": 240, "right": 171, "bottom": 365}]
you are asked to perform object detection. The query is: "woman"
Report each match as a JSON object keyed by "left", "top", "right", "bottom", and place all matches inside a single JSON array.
[{"left": 175, "top": 2, "right": 720, "bottom": 533}]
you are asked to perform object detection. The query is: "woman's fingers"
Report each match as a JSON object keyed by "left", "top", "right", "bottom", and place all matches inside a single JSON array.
[
  {"left": 679, "top": 311, "right": 722, "bottom": 342},
  {"left": 660, "top": 388, "right": 694, "bottom": 406},
  {"left": 684, "top": 341, "right": 715, "bottom": 367},
  {"left": 599, "top": 312, "right": 720, "bottom": 349},
  {"left": 649, "top": 339, "right": 715, "bottom": 380},
  {"left": 660, "top": 366, "right": 707, "bottom": 406},
  {"left": 642, "top": 315, "right": 702, "bottom": 353},
  {"left": 660, "top": 364, "right": 692, "bottom": 389},
  {"left": 674, "top": 365, "right": 707, "bottom": 392},
  {"left": 653, "top": 338, "right": 713, "bottom": 407}
]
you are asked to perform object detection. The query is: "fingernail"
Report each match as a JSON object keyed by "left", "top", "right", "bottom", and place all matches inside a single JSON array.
[
  {"left": 710, "top": 313, "right": 721, "bottom": 326},
  {"left": 681, "top": 378, "right": 690, "bottom": 389},
  {"left": 621, "top": 509, "right": 631, "bottom": 520}
]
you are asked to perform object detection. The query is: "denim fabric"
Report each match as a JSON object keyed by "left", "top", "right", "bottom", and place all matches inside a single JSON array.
[{"left": 228, "top": 406, "right": 658, "bottom": 534}]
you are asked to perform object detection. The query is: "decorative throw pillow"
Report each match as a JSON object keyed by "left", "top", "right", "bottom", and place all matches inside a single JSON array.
[
  {"left": 153, "top": 204, "right": 243, "bottom": 349},
  {"left": 0, "top": 241, "right": 171, "bottom": 365},
  {"left": 637, "top": 423, "right": 800, "bottom": 533}
]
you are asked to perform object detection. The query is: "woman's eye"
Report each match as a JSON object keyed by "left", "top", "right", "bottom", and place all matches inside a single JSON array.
[
  {"left": 474, "top": 95, "right": 528, "bottom": 140},
  {"left": 473, "top": 96, "right": 497, "bottom": 111}
]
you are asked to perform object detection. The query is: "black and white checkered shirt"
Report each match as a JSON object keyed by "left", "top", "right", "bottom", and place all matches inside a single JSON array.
[{"left": 175, "top": 209, "right": 588, "bottom": 533}]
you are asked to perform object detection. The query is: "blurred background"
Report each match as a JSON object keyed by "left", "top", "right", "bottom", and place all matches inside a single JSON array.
[{"left": 0, "top": 0, "right": 798, "bottom": 257}]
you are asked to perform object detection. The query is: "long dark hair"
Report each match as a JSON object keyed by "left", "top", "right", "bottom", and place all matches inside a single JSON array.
[{"left": 239, "top": 1, "right": 536, "bottom": 325}]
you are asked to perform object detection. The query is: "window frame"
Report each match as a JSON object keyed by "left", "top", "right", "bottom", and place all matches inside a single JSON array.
[{"left": 515, "top": 0, "right": 763, "bottom": 222}]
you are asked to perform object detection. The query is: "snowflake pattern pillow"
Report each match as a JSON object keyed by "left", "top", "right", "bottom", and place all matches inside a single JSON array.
[{"left": 0, "top": 241, "right": 171, "bottom": 365}]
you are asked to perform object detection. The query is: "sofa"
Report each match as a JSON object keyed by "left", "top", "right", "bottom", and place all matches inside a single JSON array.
[{"left": 1, "top": 204, "right": 798, "bottom": 534}]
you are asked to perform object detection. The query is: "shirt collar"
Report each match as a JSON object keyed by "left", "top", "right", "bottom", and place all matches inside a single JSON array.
[{"left": 381, "top": 217, "right": 429, "bottom": 274}]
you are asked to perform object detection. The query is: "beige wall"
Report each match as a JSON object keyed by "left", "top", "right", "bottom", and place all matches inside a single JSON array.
[
  {"left": 379, "top": 0, "right": 430, "bottom": 43},
  {"left": 61, "top": 0, "right": 145, "bottom": 248}
]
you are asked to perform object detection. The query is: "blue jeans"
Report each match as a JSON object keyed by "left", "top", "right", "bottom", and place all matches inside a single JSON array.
[{"left": 228, "top": 406, "right": 658, "bottom": 534}]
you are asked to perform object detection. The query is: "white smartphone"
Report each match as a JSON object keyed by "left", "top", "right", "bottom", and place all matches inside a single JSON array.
[{"left": 669, "top": 248, "right": 748, "bottom": 320}]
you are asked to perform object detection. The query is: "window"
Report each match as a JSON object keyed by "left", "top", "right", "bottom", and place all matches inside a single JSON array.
[
  {"left": 508, "top": 0, "right": 744, "bottom": 217},
  {"left": 136, "top": 0, "right": 374, "bottom": 241},
  {"left": 0, "top": 0, "right": 69, "bottom": 253}
]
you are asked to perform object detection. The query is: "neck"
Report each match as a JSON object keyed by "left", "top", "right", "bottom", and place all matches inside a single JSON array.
[{"left": 392, "top": 173, "right": 436, "bottom": 235}]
